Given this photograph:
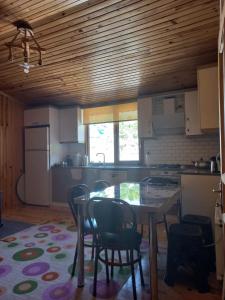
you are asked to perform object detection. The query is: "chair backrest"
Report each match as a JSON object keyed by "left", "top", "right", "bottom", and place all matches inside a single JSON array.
[
  {"left": 68, "top": 184, "right": 90, "bottom": 225},
  {"left": 86, "top": 197, "right": 136, "bottom": 237},
  {"left": 93, "top": 180, "right": 110, "bottom": 192}
]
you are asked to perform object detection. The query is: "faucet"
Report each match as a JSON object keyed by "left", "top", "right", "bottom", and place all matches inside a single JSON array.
[{"left": 96, "top": 153, "right": 105, "bottom": 164}]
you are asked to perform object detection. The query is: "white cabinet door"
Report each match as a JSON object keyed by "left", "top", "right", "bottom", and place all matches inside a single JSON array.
[
  {"left": 197, "top": 65, "right": 219, "bottom": 130},
  {"left": 24, "top": 107, "right": 50, "bottom": 126},
  {"left": 25, "top": 127, "right": 49, "bottom": 150},
  {"left": 181, "top": 174, "right": 220, "bottom": 228},
  {"left": 184, "top": 91, "right": 202, "bottom": 135},
  {"left": 59, "top": 107, "right": 84, "bottom": 143},
  {"left": 25, "top": 151, "right": 50, "bottom": 206},
  {"left": 138, "top": 96, "right": 154, "bottom": 138}
]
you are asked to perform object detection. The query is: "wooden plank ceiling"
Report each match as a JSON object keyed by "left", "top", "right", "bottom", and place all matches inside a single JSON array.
[{"left": 0, "top": 0, "right": 219, "bottom": 106}]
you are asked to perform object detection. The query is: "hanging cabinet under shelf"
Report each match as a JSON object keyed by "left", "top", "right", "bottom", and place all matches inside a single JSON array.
[
  {"left": 184, "top": 90, "right": 202, "bottom": 136},
  {"left": 138, "top": 96, "right": 154, "bottom": 138},
  {"left": 59, "top": 106, "right": 84, "bottom": 143}
]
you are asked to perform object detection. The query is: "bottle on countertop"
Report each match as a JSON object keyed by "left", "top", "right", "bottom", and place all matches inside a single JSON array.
[
  {"left": 73, "top": 153, "right": 82, "bottom": 166},
  {"left": 65, "top": 155, "right": 73, "bottom": 167},
  {"left": 83, "top": 155, "right": 89, "bottom": 166},
  {"left": 145, "top": 151, "right": 151, "bottom": 167}
]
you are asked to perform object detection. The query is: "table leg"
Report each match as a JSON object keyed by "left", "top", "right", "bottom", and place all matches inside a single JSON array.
[
  {"left": 77, "top": 205, "right": 84, "bottom": 287},
  {"left": 149, "top": 214, "right": 158, "bottom": 300}
]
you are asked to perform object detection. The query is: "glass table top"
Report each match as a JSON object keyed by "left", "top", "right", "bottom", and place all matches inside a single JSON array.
[{"left": 90, "top": 182, "right": 180, "bottom": 208}]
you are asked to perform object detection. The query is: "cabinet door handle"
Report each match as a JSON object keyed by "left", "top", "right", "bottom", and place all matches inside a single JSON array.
[{"left": 212, "top": 188, "right": 222, "bottom": 193}]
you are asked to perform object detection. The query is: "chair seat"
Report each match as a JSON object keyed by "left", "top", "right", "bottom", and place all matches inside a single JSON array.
[{"left": 99, "top": 229, "right": 142, "bottom": 250}]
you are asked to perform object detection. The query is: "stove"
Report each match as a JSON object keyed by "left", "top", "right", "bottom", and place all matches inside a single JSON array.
[{"left": 150, "top": 164, "right": 181, "bottom": 170}]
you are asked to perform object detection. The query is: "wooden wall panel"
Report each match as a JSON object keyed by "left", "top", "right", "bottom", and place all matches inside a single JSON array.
[{"left": 0, "top": 92, "right": 24, "bottom": 209}]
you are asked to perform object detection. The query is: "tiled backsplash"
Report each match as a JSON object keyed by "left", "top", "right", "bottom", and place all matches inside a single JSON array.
[{"left": 143, "top": 134, "right": 219, "bottom": 165}]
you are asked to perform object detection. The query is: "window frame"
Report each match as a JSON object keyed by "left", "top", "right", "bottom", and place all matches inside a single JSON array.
[{"left": 87, "top": 121, "right": 140, "bottom": 165}]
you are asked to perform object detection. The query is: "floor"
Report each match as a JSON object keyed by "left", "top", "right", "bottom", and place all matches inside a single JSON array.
[{"left": 2, "top": 204, "right": 222, "bottom": 300}]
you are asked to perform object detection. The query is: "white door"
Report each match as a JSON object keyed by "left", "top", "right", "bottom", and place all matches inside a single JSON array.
[
  {"left": 25, "top": 127, "right": 49, "bottom": 150},
  {"left": 25, "top": 150, "right": 50, "bottom": 206}
]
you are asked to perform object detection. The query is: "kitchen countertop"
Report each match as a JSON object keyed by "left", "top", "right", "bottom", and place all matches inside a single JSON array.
[
  {"left": 52, "top": 164, "right": 220, "bottom": 176},
  {"left": 178, "top": 169, "right": 220, "bottom": 176}
]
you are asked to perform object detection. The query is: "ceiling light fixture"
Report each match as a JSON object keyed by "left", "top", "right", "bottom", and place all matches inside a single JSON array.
[{"left": 5, "top": 20, "right": 46, "bottom": 74}]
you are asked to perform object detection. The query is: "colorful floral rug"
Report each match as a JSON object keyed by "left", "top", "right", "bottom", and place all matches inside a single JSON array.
[{"left": 0, "top": 219, "right": 149, "bottom": 300}]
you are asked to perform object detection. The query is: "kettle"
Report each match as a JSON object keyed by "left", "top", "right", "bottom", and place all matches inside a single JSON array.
[{"left": 192, "top": 158, "right": 209, "bottom": 169}]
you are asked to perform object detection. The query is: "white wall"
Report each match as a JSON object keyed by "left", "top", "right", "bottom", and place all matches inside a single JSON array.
[
  {"left": 59, "top": 143, "right": 85, "bottom": 163},
  {"left": 143, "top": 133, "right": 219, "bottom": 165}
]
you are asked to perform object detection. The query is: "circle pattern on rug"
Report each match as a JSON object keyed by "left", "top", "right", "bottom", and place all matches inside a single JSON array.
[
  {"left": 13, "top": 280, "right": 38, "bottom": 295},
  {"left": 47, "top": 246, "right": 61, "bottom": 253},
  {"left": 63, "top": 244, "right": 75, "bottom": 250},
  {"left": 2, "top": 236, "right": 16, "bottom": 243},
  {"left": 25, "top": 242, "right": 36, "bottom": 248},
  {"left": 118, "top": 266, "right": 131, "bottom": 277},
  {"left": 0, "top": 265, "right": 12, "bottom": 278},
  {"left": 0, "top": 287, "right": 6, "bottom": 296},
  {"left": 42, "top": 281, "right": 73, "bottom": 300},
  {"left": 38, "top": 239, "right": 46, "bottom": 244},
  {"left": 42, "top": 272, "right": 59, "bottom": 281},
  {"left": 51, "top": 233, "right": 72, "bottom": 242},
  {"left": 54, "top": 253, "right": 67, "bottom": 260},
  {"left": 20, "top": 235, "right": 30, "bottom": 240},
  {"left": 34, "top": 233, "right": 48, "bottom": 238},
  {"left": 66, "top": 225, "right": 76, "bottom": 232},
  {"left": 89, "top": 280, "right": 120, "bottom": 299},
  {"left": 8, "top": 242, "right": 19, "bottom": 248},
  {"left": 51, "top": 229, "right": 61, "bottom": 234},
  {"left": 68, "top": 260, "right": 102, "bottom": 277},
  {"left": 13, "top": 248, "right": 44, "bottom": 261},
  {"left": 22, "top": 262, "right": 50, "bottom": 276},
  {"left": 38, "top": 225, "right": 55, "bottom": 232}
]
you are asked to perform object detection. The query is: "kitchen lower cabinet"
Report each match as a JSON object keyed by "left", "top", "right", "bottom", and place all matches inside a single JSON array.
[
  {"left": 82, "top": 169, "right": 100, "bottom": 190},
  {"left": 181, "top": 174, "right": 220, "bottom": 228},
  {"left": 99, "top": 170, "right": 127, "bottom": 185},
  {"left": 52, "top": 167, "right": 83, "bottom": 203}
]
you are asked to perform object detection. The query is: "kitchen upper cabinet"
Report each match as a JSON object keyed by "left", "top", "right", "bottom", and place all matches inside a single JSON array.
[
  {"left": 138, "top": 96, "right": 154, "bottom": 138},
  {"left": 24, "top": 107, "right": 51, "bottom": 126},
  {"left": 197, "top": 65, "right": 219, "bottom": 131},
  {"left": 59, "top": 106, "right": 84, "bottom": 143},
  {"left": 184, "top": 90, "right": 202, "bottom": 135}
]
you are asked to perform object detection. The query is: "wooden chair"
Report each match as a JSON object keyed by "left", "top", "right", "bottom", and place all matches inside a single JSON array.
[
  {"left": 93, "top": 180, "right": 110, "bottom": 192},
  {"left": 67, "top": 184, "right": 96, "bottom": 277},
  {"left": 87, "top": 196, "right": 145, "bottom": 300}
]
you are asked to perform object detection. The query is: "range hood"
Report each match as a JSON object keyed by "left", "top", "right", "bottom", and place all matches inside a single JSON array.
[{"left": 152, "top": 97, "right": 185, "bottom": 135}]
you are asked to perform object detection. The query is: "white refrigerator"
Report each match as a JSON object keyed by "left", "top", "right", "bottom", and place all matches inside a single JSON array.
[{"left": 25, "top": 126, "right": 51, "bottom": 206}]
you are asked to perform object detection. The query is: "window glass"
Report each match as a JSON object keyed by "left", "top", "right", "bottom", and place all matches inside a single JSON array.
[
  {"left": 119, "top": 120, "right": 139, "bottom": 161},
  {"left": 89, "top": 123, "right": 114, "bottom": 163}
]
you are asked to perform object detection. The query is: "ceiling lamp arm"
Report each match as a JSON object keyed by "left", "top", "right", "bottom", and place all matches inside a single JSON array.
[
  {"left": 29, "top": 31, "right": 45, "bottom": 65},
  {"left": 5, "top": 31, "right": 20, "bottom": 62},
  {"left": 23, "top": 28, "right": 30, "bottom": 64}
]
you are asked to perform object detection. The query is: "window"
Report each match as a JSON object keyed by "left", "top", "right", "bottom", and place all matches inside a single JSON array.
[
  {"left": 119, "top": 120, "right": 139, "bottom": 161},
  {"left": 89, "top": 123, "right": 114, "bottom": 163},
  {"left": 88, "top": 120, "right": 139, "bottom": 164}
]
